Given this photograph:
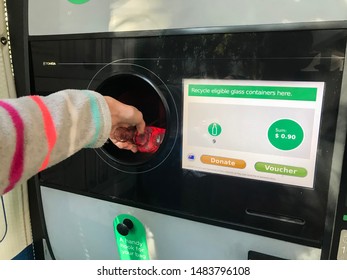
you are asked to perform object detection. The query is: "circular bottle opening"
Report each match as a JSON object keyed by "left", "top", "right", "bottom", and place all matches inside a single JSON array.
[{"left": 96, "top": 73, "right": 168, "bottom": 167}]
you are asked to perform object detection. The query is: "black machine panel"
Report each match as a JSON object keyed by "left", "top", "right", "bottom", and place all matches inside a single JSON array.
[{"left": 29, "top": 28, "right": 347, "bottom": 251}]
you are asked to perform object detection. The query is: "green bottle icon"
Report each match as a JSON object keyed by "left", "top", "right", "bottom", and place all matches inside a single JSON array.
[{"left": 208, "top": 122, "right": 222, "bottom": 136}]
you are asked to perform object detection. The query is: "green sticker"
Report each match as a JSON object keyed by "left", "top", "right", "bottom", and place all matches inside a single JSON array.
[
  {"left": 268, "top": 119, "right": 304, "bottom": 150},
  {"left": 114, "top": 214, "right": 150, "bottom": 260},
  {"left": 68, "top": 0, "right": 90, "bottom": 4}
]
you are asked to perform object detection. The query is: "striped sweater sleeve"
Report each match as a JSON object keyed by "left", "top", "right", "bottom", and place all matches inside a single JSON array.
[{"left": 0, "top": 89, "right": 111, "bottom": 195}]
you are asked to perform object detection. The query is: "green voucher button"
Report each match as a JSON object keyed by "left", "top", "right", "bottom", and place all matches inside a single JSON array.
[{"left": 255, "top": 162, "right": 307, "bottom": 177}]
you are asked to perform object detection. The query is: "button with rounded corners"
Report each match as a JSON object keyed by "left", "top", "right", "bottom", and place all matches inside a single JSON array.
[{"left": 200, "top": 155, "right": 246, "bottom": 169}]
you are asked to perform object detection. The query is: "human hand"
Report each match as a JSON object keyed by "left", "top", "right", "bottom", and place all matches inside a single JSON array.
[{"left": 104, "top": 96, "right": 146, "bottom": 152}]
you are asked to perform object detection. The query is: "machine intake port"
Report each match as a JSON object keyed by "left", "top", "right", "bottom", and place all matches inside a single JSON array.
[{"left": 96, "top": 73, "right": 167, "bottom": 166}]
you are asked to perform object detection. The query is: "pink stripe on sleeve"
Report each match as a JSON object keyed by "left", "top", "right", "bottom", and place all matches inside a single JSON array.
[
  {"left": 30, "top": 96, "right": 57, "bottom": 171},
  {"left": 0, "top": 101, "right": 24, "bottom": 193}
]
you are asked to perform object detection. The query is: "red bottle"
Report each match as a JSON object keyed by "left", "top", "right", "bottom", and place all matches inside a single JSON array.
[{"left": 113, "top": 126, "right": 166, "bottom": 153}]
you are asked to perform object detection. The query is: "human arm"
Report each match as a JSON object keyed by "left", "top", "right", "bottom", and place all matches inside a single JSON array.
[{"left": 0, "top": 89, "right": 145, "bottom": 195}]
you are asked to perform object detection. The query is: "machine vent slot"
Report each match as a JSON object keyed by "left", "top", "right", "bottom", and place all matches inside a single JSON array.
[{"left": 246, "top": 209, "right": 305, "bottom": 225}]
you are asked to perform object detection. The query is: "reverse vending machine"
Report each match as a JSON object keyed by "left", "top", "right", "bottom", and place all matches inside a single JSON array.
[{"left": 9, "top": 0, "right": 347, "bottom": 259}]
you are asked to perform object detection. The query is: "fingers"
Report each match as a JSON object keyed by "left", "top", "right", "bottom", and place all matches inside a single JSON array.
[
  {"left": 128, "top": 107, "right": 145, "bottom": 135},
  {"left": 110, "top": 139, "right": 138, "bottom": 153},
  {"left": 135, "top": 115, "right": 146, "bottom": 135},
  {"left": 104, "top": 96, "right": 146, "bottom": 153}
]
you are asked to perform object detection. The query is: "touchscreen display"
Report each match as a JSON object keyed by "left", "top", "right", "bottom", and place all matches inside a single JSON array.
[{"left": 182, "top": 79, "right": 324, "bottom": 188}]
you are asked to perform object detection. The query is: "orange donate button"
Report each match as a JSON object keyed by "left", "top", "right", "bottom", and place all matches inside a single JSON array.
[{"left": 200, "top": 155, "right": 246, "bottom": 169}]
